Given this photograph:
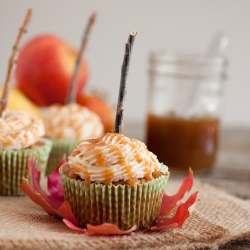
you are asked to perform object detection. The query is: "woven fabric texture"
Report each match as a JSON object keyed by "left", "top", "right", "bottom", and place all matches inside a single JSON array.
[{"left": 0, "top": 181, "right": 249, "bottom": 250}]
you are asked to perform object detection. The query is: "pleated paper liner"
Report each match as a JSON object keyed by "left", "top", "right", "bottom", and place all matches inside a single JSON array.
[
  {"left": 60, "top": 164, "right": 169, "bottom": 230},
  {"left": 0, "top": 138, "right": 52, "bottom": 196},
  {"left": 45, "top": 139, "right": 78, "bottom": 176}
]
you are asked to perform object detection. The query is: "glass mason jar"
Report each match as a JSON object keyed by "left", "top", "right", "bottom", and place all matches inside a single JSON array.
[{"left": 145, "top": 50, "right": 227, "bottom": 173}]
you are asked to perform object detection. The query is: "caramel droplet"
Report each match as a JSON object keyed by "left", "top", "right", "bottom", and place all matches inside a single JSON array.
[{"left": 102, "top": 168, "right": 114, "bottom": 185}]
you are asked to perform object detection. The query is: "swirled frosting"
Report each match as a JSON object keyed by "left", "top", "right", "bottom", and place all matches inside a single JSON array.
[
  {"left": 0, "top": 110, "right": 45, "bottom": 150},
  {"left": 68, "top": 133, "right": 163, "bottom": 186},
  {"left": 42, "top": 103, "right": 104, "bottom": 140}
]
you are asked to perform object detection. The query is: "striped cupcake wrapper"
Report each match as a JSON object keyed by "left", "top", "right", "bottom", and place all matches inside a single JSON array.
[
  {"left": 33, "top": 138, "right": 52, "bottom": 173},
  {"left": 0, "top": 138, "right": 52, "bottom": 196},
  {"left": 45, "top": 139, "right": 78, "bottom": 176},
  {"left": 60, "top": 164, "right": 169, "bottom": 230}
]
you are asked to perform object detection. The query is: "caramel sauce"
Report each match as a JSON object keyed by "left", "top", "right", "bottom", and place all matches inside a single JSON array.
[
  {"left": 83, "top": 141, "right": 106, "bottom": 150},
  {"left": 109, "top": 145, "right": 126, "bottom": 165},
  {"left": 119, "top": 136, "right": 129, "bottom": 145},
  {"left": 146, "top": 113, "right": 219, "bottom": 172},
  {"left": 68, "top": 133, "right": 161, "bottom": 186},
  {"left": 11, "top": 133, "right": 17, "bottom": 139},
  {"left": 102, "top": 169, "right": 114, "bottom": 185},
  {"left": 69, "top": 119, "right": 75, "bottom": 127},
  {"left": 86, "top": 136, "right": 103, "bottom": 144},
  {"left": 70, "top": 150, "right": 80, "bottom": 157},
  {"left": 95, "top": 149, "right": 106, "bottom": 167},
  {"left": 126, "top": 177, "right": 139, "bottom": 187},
  {"left": 129, "top": 143, "right": 142, "bottom": 163},
  {"left": 2, "top": 139, "right": 12, "bottom": 147},
  {"left": 65, "top": 162, "right": 165, "bottom": 187},
  {"left": 124, "top": 165, "right": 134, "bottom": 179},
  {"left": 76, "top": 127, "right": 82, "bottom": 138},
  {"left": 27, "top": 140, "right": 44, "bottom": 148},
  {"left": 57, "top": 130, "right": 64, "bottom": 139},
  {"left": 46, "top": 123, "right": 53, "bottom": 134},
  {"left": 152, "top": 171, "right": 163, "bottom": 179},
  {"left": 63, "top": 164, "right": 70, "bottom": 175},
  {"left": 68, "top": 169, "right": 78, "bottom": 179},
  {"left": 143, "top": 164, "right": 153, "bottom": 181},
  {"left": 21, "top": 134, "right": 27, "bottom": 147},
  {"left": 84, "top": 177, "right": 91, "bottom": 188},
  {"left": 58, "top": 119, "right": 65, "bottom": 127}
]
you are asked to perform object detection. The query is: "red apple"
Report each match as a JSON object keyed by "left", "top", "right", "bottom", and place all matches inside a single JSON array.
[
  {"left": 77, "top": 93, "right": 115, "bottom": 133},
  {"left": 15, "top": 34, "right": 88, "bottom": 106}
]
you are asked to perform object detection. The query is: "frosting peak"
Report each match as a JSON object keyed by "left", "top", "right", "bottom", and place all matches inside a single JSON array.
[
  {"left": 0, "top": 110, "right": 45, "bottom": 149},
  {"left": 42, "top": 103, "right": 104, "bottom": 140},
  {"left": 68, "top": 133, "right": 162, "bottom": 186}
]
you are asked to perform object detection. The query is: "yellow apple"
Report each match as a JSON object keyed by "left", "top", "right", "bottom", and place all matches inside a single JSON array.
[{"left": 0, "top": 86, "right": 41, "bottom": 117}]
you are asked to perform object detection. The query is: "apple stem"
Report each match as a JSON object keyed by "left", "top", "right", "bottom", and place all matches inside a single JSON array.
[
  {"left": 114, "top": 30, "right": 137, "bottom": 134},
  {"left": 0, "top": 8, "right": 32, "bottom": 117},
  {"left": 66, "top": 12, "right": 97, "bottom": 104}
]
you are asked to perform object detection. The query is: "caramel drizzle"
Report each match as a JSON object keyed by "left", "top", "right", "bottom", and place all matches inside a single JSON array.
[
  {"left": 102, "top": 168, "right": 114, "bottom": 185},
  {"left": 0, "top": 113, "right": 44, "bottom": 148},
  {"left": 70, "top": 133, "right": 159, "bottom": 186},
  {"left": 43, "top": 104, "right": 103, "bottom": 139}
]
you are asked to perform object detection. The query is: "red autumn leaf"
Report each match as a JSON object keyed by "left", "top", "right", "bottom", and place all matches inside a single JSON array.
[
  {"left": 155, "top": 191, "right": 199, "bottom": 229},
  {"left": 20, "top": 178, "right": 61, "bottom": 216},
  {"left": 56, "top": 201, "right": 78, "bottom": 225},
  {"left": 62, "top": 219, "right": 137, "bottom": 236},
  {"left": 159, "top": 168, "right": 193, "bottom": 216},
  {"left": 19, "top": 177, "right": 78, "bottom": 225},
  {"left": 28, "top": 157, "right": 65, "bottom": 209},
  {"left": 47, "top": 155, "right": 66, "bottom": 202},
  {"left": 62, "top": 219, "right": 86, "bottom": 233},
  {"left": 86, "top": 223, "right": 137, "bottom": 236}
]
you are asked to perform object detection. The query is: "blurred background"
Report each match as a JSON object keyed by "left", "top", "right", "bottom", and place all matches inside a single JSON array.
[{"left": 0, "top": 0, "right": 250, "bottom": 138}]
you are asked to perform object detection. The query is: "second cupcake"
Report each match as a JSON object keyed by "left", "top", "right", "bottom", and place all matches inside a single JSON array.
[
  {"left": 0, "top": 110, "right": 52, "bottom": 196},
  {"left": 43, "top": 103, "right": 104, "bottom": 175}
]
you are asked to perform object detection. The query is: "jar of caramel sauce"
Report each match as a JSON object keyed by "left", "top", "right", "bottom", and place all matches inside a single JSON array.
[{"left": 146, "top": 50, "right": 227, "bottom": 172}]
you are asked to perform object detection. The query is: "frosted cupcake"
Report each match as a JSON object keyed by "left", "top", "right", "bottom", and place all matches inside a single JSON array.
[
  {"left": 43, "top": 103, "right": 104, "bottom": 175},
  {"left": 60, "top": 132, "right": 169, "bottom": 230},
  {"left": 0, "top": 110, "right": 52, "bottom": 196}
]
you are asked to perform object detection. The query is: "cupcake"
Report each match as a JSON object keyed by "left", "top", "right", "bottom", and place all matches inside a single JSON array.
[
  {"left": 0, "top": 110, "right": 52, "bottom": 196},
  {"left": 59, "top": 132, "right": 169, "bottom": 230},
  {"left": 43, "top": 103, "right": 104, "bottom": 175}
]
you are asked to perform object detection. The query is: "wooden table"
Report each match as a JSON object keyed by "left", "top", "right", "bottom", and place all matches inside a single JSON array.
[
  {"left": 199, "top": 128, "right": 250, "bottom": 249},
  {"left": 196, "top": 128, "right": 250, "bottom": 200},
  {"left": 126, "top": 124, "right": 250, "bottom": 249},
  {"left": 126, "top": 124, "right": 250, "bottom": 199}
]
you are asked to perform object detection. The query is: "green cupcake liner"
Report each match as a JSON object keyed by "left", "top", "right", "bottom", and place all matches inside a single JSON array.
[
  {"left": 33, "top": 138, "right": 53, "bottom": 173},
  {"left": 0, "top": 138, "right": 52, "bottom": 196},
  {"left": 60, "top": 164, "right": 169, "bottom": 230},
  {"left": 46, "top": 139, "right": 78, "bottom": 176}
]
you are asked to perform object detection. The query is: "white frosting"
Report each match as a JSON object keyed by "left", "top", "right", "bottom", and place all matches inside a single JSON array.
[
  {"left": 0, "top": 110, "right": 45, "bottom": 150},
  {"left": 42, "top": 103, "right": 104, "bottom": 140},
  {"left": 68, "top": 133, "right": 162, "bottom": 185}
]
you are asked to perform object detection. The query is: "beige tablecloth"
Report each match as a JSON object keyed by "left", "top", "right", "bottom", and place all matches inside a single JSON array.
[{"left": 0, "top": 180, "right": 249, "bottom": 250}]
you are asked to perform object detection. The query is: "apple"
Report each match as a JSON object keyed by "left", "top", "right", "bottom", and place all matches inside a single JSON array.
[
  {"left": 77, "top": 93, "right": 115, "bottom": 133},
  {"left": 0, "top": 86, "right": 41, "bottom": 117},
  {"left": 15, "top": 34, "right": 88, "bottom": 106}
]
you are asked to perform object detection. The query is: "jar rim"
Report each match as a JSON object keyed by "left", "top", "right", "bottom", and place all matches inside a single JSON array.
[{"left": 150, "top": 49, "right": 227, "bottom": 67}]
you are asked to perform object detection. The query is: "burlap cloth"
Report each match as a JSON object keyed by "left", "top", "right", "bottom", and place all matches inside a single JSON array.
[{"left": 0, "top": 180, "right": 249, "bottom": 250}]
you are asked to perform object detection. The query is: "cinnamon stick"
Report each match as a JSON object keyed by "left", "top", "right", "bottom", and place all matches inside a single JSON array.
[
  {"left": 114, "top": 30, "right": 137, "bottom": 133},
  {"left": 0, "top": 8, "right": 32, "bottom": 116},
  {"left": 66, "top": 12, "right": 97, "bottom": 104}
]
